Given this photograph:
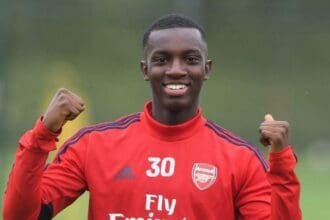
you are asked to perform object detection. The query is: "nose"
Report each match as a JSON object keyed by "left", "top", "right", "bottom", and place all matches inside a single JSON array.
[{"left": 165, "top": 58, "right": 187, "bottom": 77}]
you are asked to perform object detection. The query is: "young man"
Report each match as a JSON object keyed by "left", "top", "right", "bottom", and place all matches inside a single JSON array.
[{"left": 3, "top": 14, "right": 301, "bottom": 220}]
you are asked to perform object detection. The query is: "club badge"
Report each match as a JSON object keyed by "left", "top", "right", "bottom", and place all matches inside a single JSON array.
[{"left": 192, "top": 163, "right": 217, "bottom": 190}]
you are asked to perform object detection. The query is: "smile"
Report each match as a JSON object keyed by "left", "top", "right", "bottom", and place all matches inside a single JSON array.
[
  {"left": 165, "top": 84, "right": 187, "bottom": 90},
  {"left": 164, "top": 84, "right": 189, "bottom": 96}
]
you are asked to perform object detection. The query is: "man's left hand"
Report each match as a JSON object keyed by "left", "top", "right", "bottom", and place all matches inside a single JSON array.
[{"left": 259, "top": 114, "right": 290, "bottom": 152}]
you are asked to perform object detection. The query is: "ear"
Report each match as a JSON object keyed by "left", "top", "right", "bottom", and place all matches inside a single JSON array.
[
  {"left": 140, "top": 60, "right": 149, "bottom": 81},
  {"left": 203, "top": 60, "right": 212, "bottom": 80}
]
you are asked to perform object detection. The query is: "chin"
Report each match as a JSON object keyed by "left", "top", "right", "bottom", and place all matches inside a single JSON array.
[{"left": 162, "top": 97, "right": 195, "bottom": 112}]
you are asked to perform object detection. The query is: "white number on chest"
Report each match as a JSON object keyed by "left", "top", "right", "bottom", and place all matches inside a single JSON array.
[{"left": 146, "top": 157, "right": 175, "bottom": 177}]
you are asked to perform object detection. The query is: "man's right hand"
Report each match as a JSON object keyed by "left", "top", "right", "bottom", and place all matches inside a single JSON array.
[{"left": 43, "top": 88, "right": 85, "bottom": 133}]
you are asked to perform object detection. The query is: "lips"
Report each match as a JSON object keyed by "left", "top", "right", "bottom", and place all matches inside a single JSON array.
[
  {"left": 166, "top": 84, "right": 187, "bottom": 90},
  {"left": 163, "top": 83, "right": 189, "bottom": 96}
]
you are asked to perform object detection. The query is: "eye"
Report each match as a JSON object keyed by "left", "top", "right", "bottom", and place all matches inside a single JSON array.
[
  {"left": 151, "top": 56, "right": 168, "bottom": 65},
  {"left": 185, "top": 55, "right": 201, "bottom": 64}
]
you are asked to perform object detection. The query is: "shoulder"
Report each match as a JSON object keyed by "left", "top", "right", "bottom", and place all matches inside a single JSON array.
[
  {"left": 204, "top": 119, "right": 253, "bottom": 148},
  {"left": 68, "top": 112, "right": 141, "bottom": 141},
  {"left": 204, "top": 119, "right": 268, "bottom": 171},
  {"left": 56, "top": 112, "right": 141, "bottom": 159}
]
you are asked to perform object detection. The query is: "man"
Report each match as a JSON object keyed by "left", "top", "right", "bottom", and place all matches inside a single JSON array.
[{"left": 3, "top": 14, "right": 301, "bottom": 219}]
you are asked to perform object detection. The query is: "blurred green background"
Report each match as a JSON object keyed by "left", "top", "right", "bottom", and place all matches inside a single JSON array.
[{"left": 1, "top": 0, "right": 330, "bottom": 219}]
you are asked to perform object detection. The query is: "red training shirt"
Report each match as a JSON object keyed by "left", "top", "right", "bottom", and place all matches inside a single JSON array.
[{"left": 3, "top": 101, "right": 301, "bottom": 220}]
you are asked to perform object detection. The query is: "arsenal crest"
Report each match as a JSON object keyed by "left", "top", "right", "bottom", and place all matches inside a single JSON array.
[{"left": 192, "top": 163, "right": 218, "bottom": 190}]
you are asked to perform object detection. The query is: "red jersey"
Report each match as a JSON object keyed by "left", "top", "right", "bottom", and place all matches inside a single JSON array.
[{"left": 3, "top": 102, "right": 301, "bottom": 220}]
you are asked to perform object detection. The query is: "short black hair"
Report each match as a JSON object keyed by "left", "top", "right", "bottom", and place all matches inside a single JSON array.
[{"left": 143, "top": 14, "right": 207, "bottom": 48}]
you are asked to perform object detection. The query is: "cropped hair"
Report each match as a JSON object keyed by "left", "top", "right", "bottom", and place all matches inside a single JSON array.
[{"left": 143, "top": 14, "right": 207, "bottom": 48}]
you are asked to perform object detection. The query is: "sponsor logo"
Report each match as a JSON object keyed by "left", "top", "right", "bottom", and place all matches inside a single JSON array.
[
  {"left": 192, "top": 163, "right": 217, "bottom": 190},
  {"left": 115, "top": 166, "right": 135, "bottom": 180},
  {"left": 109, "top": 193, "right": 185, "bottom": 220},
  {"left": 109, "top": 213, "right": 187, "bottom": 220}
]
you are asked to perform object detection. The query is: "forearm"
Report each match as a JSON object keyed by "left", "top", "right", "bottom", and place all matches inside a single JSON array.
[
  {"left": 268, "top": 146, "right": 302, "bottom": 220},
  {"left": 3, "top": 146, "right": 48, "bottom": 219},
  {"left": 3, "top": 119, "right": 58, "bottom": 220}
]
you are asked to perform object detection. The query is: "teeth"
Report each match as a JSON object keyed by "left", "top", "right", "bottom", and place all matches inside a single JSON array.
[{"left": 166, "top": 84, "right": 187, "bottom": 90}]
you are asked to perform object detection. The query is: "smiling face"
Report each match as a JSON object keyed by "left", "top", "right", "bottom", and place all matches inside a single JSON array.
[{"left": 141, "top": 28, "right": 212, "bottom": 119}]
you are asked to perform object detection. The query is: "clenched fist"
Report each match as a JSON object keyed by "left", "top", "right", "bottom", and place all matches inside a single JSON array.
[
  {"left": 43, "top": 88, "right": 85, "bottom": 132},
  {"left": 259, "top": 114, "right": 290, "bottom": 152}
]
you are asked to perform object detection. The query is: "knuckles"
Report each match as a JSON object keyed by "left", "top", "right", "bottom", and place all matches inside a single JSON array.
[
  {"left": 259, "top": 121, "right": 289, "bottom": 140},
  {"left": 58, "top": 98, "right": 70, "bottom": 109},
  {"left": 43, "top": 88, "right": 84, "bottom": 130},
  {"left": 258, "top": 118, "right": 290, "bottom": 148},
  {"left": 57, "top": 93, "right": 67, "bottom": 101}
]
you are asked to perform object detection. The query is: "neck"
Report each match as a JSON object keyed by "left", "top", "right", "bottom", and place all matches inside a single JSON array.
[{"left": 151, "top": 101, "right": 199, "bottom": 125}]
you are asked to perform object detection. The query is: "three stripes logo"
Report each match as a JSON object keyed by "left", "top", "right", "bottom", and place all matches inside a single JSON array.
[{"left": 115, "top": 166, "right": 135, "bottom": 180}]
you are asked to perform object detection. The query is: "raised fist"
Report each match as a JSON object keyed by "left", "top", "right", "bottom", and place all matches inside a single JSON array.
[
  {"left": 259, "top": 114, "right": 290, "bottom": 152},
  {"left": 42, "top": 88, "right": 85, "bottom": 132}
]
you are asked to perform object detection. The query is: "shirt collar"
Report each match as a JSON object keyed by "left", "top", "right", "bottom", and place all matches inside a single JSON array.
[{"left": 140, "top": 101, "right": 206, "bottom": 141}]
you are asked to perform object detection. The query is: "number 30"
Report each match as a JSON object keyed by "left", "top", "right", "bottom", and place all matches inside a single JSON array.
[{"left": 146, "top": 157, "right": 175, "bottom": 177}]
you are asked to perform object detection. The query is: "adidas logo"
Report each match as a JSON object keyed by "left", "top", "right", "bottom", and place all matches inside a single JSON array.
[{"left": 115, "top": 166, "right": 135, "bottom": 180}]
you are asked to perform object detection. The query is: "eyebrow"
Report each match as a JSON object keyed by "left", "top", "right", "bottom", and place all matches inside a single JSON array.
[
  {"left": 183, "top": 49, "right": 203, "bottom": 55},
  {"left": 151, "top": 48, "right": 203, "bottom": 56}
]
